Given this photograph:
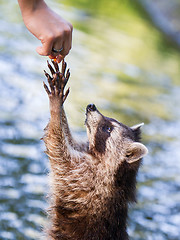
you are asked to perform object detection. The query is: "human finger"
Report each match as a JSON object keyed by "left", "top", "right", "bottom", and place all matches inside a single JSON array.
[
  {"left": 55, "top": 55, "right": 64, "bottom": 63},
  {"left": 58, "top": 24, "right": 72, "bottom": 57},
  {"left": 48, "top": 54, "right": 64, "bottom": 63},
  {"left": 51, "top": 35, "right": 64, "bottom": 55},
  {"left": 49, "top": 43, "right": 64, "bottom": 63},
  {"left": 36, "top": 37, "right": 54, "bottom": 56},
  {"left": 65, "top": 23, "right": 73, "bottom": 54},
  {"left": 49, "top": 38, "right": 64, "bottom": 63}
]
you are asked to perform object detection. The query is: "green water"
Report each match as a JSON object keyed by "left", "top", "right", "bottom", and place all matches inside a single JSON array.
[{"left": 0, "top": 0, "right": 180, "bottom": 239}]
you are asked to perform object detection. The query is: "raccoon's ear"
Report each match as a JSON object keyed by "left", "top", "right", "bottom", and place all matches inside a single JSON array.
[
  {"left": 125, "top": 142, "right": 148, "bottom": 164},
  {"left": 130, "top": 123, "right": 144, "bottom": 131}
]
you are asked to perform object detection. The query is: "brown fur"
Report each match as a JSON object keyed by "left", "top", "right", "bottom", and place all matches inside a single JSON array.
[{"left": 43, "top": 61, "right": 148, "bottom": 240}]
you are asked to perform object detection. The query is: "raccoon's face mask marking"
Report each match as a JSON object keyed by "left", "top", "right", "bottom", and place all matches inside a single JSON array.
[
  {"left": 94, "top": 119, "right": 114, "bottom": 153},
  {"left": 85, "top": 104, "right": 118, "bottom": 154}
]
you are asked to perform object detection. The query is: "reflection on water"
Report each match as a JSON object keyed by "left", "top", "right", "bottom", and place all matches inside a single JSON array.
[{"left": 0, "top": 0, "right": 180, "bottom": 239}]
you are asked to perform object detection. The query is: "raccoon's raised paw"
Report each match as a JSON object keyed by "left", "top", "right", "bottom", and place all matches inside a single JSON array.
[{"left": 43, "top": 60, "right": 70, "bottom": 105}]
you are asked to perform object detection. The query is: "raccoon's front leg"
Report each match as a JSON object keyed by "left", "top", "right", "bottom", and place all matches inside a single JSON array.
[
  {"left": 44, "top": 60, "right": 70, "bottom": 122},
  {"left": 45, "top": 60, "right": 80, "bottom": 149},
  {"left": 43, "top": 60, "right": 71, "bottom": 171}
]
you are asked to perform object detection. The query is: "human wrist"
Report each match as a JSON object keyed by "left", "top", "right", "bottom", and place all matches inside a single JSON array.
[{"left": 18, "top": 0, "right": 47, "bottom": 18}]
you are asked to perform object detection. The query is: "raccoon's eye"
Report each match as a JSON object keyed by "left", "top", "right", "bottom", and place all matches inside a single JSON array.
[{"left": 102, "top": 126, "right": 112, "bottom": 133}]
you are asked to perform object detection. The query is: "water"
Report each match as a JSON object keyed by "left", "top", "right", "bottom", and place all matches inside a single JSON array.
[{"left": 0, "top": 0, "right": 180, "bottom": 239}]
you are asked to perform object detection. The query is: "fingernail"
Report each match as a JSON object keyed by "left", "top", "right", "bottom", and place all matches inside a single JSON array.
[{"left": 56, "top": 55, "right": 64, "bottom": 63}]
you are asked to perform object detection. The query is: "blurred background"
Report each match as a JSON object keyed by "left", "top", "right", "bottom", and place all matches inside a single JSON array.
[{"left": 0, "top": 0, "right": 180, "bottom": 239}]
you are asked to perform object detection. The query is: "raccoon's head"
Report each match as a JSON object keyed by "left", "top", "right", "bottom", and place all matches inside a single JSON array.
[{"left": 85, "top": 104, "right": 148, "bottom": 164}]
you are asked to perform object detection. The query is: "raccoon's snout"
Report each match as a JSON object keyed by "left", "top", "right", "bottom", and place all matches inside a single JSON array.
[{"left": 86, "top": 104, "right": 97, "bottom": 112}]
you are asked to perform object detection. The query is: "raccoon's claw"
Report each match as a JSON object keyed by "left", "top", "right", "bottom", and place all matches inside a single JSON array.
[
  {"left": 44, "top": 70, "right": 55, "bottom": 95},
  {"left": 62, "top": 60, "right": 67, "bottom": 75},
  {"left": 44, "top": 60, "right": 70, "bottom": 105},
  {"left": 63, "top": 88, "right": 70, "bottom": 103},
  {"left": 43, "top": 81, "right": 51, "bottom": 95},
  {"left": 47, "top": 60, "right": 56, "bottom": 76},
  {"left": 52, "top": 60, "right": 59, "bottom": 73}
]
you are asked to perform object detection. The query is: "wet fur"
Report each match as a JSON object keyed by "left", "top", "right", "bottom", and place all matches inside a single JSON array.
[{"left": 43, "top": 61, "right": 146, "bottom": 240}]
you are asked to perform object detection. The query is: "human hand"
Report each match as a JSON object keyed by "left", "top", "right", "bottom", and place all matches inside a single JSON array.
[{"left": 18, "top": 0, "right": 73, "bottom": 62}]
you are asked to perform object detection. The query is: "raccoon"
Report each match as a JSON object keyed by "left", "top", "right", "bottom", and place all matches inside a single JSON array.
[{"left": 43, "top": 60, "right": 148, "bottom": 240}]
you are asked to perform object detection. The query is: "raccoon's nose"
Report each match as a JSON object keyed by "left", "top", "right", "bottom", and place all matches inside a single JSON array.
[{"left": 86, "top": 104, "right": 97, "bottom": 112}]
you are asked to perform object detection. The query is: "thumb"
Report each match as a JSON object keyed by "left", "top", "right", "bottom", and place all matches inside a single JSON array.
[
  {"left": 36, "top": 41, "right": 53, "bottom": 56},
  {"left": 36, "top": 46, "right": 46, "bottom": 56}
]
